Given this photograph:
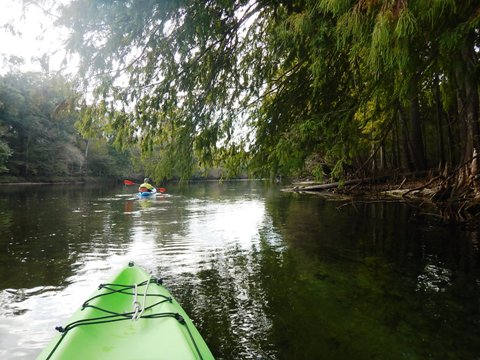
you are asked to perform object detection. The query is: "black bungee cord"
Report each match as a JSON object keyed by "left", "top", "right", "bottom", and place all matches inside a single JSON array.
[{"left": 45, "top": 278, "right": 204, "bottom": 360}]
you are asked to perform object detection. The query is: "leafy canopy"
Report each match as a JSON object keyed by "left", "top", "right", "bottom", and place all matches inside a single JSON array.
[{"left": 22, "top": 0, "right": 480, "bottom": 180}]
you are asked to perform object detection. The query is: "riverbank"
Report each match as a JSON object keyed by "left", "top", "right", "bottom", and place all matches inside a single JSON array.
[
  {"left": 285, "top": 171, "right": 480, "bottom": 226},
  {"left": 0, "top": 175, "right": 118, "bottom": 184}
]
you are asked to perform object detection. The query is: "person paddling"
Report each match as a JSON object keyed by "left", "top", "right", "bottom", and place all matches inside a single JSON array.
[{"left": 138, "top": 177, "right": 155, "bottom": 192}]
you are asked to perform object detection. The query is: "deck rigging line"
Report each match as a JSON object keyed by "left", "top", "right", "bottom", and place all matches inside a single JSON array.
[{"left": 46, "top": 278, "right": 204, "bottom": 360}]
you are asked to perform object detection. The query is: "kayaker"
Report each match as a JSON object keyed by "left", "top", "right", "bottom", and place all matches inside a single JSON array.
[{"left": 138, "top": 177, "right": 155, "bottom": 192}]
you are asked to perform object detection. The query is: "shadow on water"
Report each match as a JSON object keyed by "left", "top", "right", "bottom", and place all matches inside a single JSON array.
[
  {"left": 261, "top": 196, "right": 480, "bottom": 359},
  {"left": 0, "top": 182, "right": 479, "bottom": 359},
  {"left": 174, "top": 193, "right": 480, "bottom": 360}
]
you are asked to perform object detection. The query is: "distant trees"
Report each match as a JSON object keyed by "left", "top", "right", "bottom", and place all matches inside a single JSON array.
[
  {"left": 0, "top": 72, "right": 79, "bottom": 177},
  {"left": 22, "top": 0, "right": 480, "bottom": 181},
  {"left": 0, "top": 72, "right": 133, "bottom": 180}
]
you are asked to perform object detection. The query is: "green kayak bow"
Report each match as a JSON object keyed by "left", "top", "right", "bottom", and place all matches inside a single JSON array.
[{"left": 37, "top": 262, "right": 214, "bottom": 360}]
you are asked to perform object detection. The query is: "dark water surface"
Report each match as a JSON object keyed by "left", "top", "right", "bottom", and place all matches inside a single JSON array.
[{"left": 0, "top": 182, "right": 479, "bottom": 359}]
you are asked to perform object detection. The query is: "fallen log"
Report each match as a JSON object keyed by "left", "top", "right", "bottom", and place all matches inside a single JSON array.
[{"left": 292, "top": 175, "right": 389, "bottom": 191}]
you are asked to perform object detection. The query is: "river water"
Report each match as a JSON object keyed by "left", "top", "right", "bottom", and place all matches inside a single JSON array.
[{"left": 0, "top": 181, "right": 479, "bottom": 359}]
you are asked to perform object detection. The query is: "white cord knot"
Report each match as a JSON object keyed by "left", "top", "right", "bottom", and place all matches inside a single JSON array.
[{"left": 131, "top": 275, "right": 152, "bottom": 321}]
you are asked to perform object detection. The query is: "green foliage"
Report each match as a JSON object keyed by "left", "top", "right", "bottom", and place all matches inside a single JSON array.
[
  {"left": 25, "top": 0, "right": 480, "bottom": 180},
  {"left": 0, "top": 72, "right": 134, "bottom": 180},
  {"left": 0, "top": 122, "right": 12, "bottom": 173},
  {"left": 0, "top": 72, "right": 78, "bottom": 176},
  {"left": 0, "top": 142, "right": 12, "bottom": 173},
  {"left": 85, "top": 139, "right": 133, "bottom": 177}
]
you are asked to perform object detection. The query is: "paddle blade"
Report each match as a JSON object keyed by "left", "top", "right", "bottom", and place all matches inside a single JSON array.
[
  {"left": 123, "top": 180, "right": 135, "bottom": 185},
  {"left": 158, "top": 188, "right": 166, "bottom": 193}
]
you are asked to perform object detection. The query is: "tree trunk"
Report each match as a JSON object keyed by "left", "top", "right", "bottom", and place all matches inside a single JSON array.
[
  {"left": 408, "top": 74, "right": 427, "bottom": 170},
  {"left": 447, "top": 92, "right": 460, "bottom": 166},
  {"left": 434, "top": 74, "right": 446, "bottom": 166},
  {"left": 23, "top": 135, "right": 31, "bottom": 177},
  {"left": 457, "top": 31, "right": 480, "bottom": 163},
  {"left": 80, "top": 138, "right": 90, "bottom": 174},
  {"left": 379, "top": 144, "right": 385, "bottom": 171},
  {"left": 391, "top": 120, "right": 398, "bottom": 169},
  {"left": 398, "top": 106, "right": 414, "bottom": 171}
]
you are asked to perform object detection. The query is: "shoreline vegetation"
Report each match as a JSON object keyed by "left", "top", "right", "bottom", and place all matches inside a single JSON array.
[
  {"left": 285, "top": 155, "right": 480, "bottom": 226},
  {"left": 1, "top": 3, "right": 479, "bottom": 230},
  {"left": 3, "top": 162, "right": 480, "bottom": 226},
  {"left": 0, "top": 176, "right": 113, "bottom": 185}
]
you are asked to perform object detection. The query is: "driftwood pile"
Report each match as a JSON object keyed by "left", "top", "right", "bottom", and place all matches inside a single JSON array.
[
  {"left": 288, "top": 150, "right": 480, "bottom": 224},
  {"left": 401, "top": 150, "right": 480, "bottom": 224}
]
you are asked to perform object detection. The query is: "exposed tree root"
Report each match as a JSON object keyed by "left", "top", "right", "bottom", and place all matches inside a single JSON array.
[{"left": 286, "top": 150, "right": 480, "bottom": 225}]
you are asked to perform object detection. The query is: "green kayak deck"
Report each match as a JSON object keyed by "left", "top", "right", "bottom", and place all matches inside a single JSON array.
[{"left": 37, "top": 262, "right": 214, "bottom": 360}]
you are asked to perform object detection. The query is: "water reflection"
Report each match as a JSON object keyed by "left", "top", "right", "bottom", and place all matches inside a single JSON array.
[
  {"left": 0, "top": 183, "right": 479, "bottom": 359},
  {"left": 258, "top": 196, "right": 480, "bottom": 359}
]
